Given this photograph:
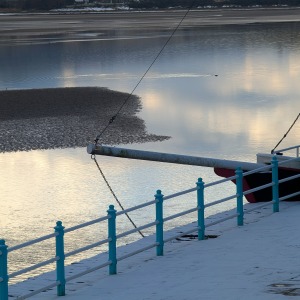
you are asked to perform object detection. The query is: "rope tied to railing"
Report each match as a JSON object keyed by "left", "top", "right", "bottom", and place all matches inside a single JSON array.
[
  {"left": 92, "top": 155, "right": 145, "bottom": 238},
  {"left": 271, "top": 112, "right": 300, "bottom": 154}
]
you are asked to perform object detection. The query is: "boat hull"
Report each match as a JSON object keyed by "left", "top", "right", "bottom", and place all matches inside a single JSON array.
[{"left": 214, "top": 167, "right": 300, "bottom": 203}]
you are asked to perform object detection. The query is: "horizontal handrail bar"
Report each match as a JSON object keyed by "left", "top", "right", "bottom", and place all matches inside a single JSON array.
[
  {"left": 279, "top": 190, "right": 300, "bottom": 201},
  {"left": 243, "top": 182, "right": 274, "bottom": 195},
  {"left": 16, "top": 281, "right": 60, "bottom": 300},
  {"left": 65, "top": 238, "right": 111, "bottom": 258},
  {"left": 164, "top": 227, "right": 199, "bottom": 243},
  {"left": 278, "top": 157, "right": 300, "bottom": 166},
  {"left": 204, "top": 175, "right": 237, "bottom": 188},
  {"left": 275, "top": 145, "right": 300, "bottom": 153},
  {"left": 116, "top": 199, "right": 157, "bottom": 217},
  {"left": 164, "top": 187, "right": 198, "bottom": 201},
  {"left": 116, "top": 221, "right": 158, "bottom": 239},
  {"left": 243, "top": 201, "right": 272, "bottom": 213},
  {"left": 163, "top": 207, "right": 198, "bottom": 223},
  {"left": 9, "top": 257, "right": 58, "bottom": 279},
  {"left": 7, "top": 147, "right": 300, "bottom": 300},
  {"left": 243, "top": 164, "right": 271, "bottom": 176},
  {"left": 118, "top": 243, "right": 159, "bottom": 262},
  {"left": 65, "top": 216, "right": 110, "bottom": 234},
  {"left": 8, "top": 233, "right": 58, "bottom": 252},
  {"left": 205, "top": 194, "right": 236, "bottom": 208},
  {"left": 66, "top": 261, "right": 112, "bottom": 283},
  {"left": 205, "top": 213, "right": 239, "bottom": 228},
  {"left": 278, "top": 173, "right": 300, "bottom": 184}
]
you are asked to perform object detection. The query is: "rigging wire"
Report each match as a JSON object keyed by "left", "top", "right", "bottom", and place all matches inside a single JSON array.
[
  {"left": 92, "top": 0, "right": 198, "bottom": 238},
  {"left": 271, "top": 112, "right": 300, "bottom": 154},
  {"left": 94, "top": 0, "right": 198, "bottom": 144},
  {"left": 92, "top": 156, "right": 145, "bottom": 238}
]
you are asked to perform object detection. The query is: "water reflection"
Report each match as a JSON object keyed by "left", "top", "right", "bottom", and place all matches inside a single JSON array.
[{"left": 1, "top": 21, "right": 300, "bottom": 282}]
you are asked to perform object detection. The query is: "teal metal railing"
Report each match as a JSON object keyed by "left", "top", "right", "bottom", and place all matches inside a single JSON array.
[
  {"left": 1, "top": 155, "right": 300, "bottom": 300},
  {"left": 274, "top": 144, "right": 300, "bottom": 157}
]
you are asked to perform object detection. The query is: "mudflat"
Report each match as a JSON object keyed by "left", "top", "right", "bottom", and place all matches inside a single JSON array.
[
  {"left": 0, "top": 87, "right": 169, "bottom": 152},
  {"left": 1, "top": 8, "right": 300, "bottom": 152}
]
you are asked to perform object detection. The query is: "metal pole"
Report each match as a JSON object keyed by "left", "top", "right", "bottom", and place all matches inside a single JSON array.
[
  {"left": 0, "top": 240, "right": 8, "bottom": 300},
  {"left": 272, "top": 156, "right": 279, "bottom": 213},
  {"left": 54, "top": 221, "right": 66, "bottom": 296},
  {"left": 87, "top": 144, "right": 263, "bottom": 171},
  {"left": 196, "top": 178, "right": 205, "bottom": 240},
  {"left": 155, "top": 190, "right": 164, "bottom": 256},
  {"left": 107, "top": 205, "right": 117, "bottom": 275},
  {"left": 236, "top": 168, "right": 244, "bottom": 226}
]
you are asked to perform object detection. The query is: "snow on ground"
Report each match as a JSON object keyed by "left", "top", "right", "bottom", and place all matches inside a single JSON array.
[{"left": 9, "top": 200, "right": 300, "bottom": 299}]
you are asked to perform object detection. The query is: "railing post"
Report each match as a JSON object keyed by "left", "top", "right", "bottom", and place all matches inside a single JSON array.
[
  {"left": 272, "top": 156, "right": 279, "bottom": 212},
  {"left": 196, "top": 178, "right": 205, "bottom": 240},
  {"left": 54, "top": 221, "right": 66, "bottom": 296},
  {"left": 235, "top": 167, "right": 244, "bottom": 226},
  {"left": 107, "top": 205, "right": 117, "bottom": 275},
  {"left": 155, "top": 190, "right": 164, "bottom": 256},
  {"left": 0, "top": 240, "right": 8, "bottom": 300}
]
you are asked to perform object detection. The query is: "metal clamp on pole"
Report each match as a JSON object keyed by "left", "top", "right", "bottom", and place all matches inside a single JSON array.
[{"left": 87, "top": 143, "right": 97, "bottom": 156}]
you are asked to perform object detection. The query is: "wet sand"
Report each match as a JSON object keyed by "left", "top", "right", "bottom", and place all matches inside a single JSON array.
[{"left": 0, "top": 87, "right": 169, "bottom": 152}]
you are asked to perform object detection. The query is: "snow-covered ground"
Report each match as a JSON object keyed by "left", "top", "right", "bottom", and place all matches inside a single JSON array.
[{"left": 9, "top": 200, "right": 300, "bottom": 299}]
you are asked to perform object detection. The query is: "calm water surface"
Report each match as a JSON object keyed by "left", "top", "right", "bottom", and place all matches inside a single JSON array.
[{"left": 1, "top": 21, "right": 300, "bottom": 281}]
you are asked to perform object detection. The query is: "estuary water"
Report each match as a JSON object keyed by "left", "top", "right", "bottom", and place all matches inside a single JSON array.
[{"left": 1, "top": 17, "right": 300, "bottom": 282}]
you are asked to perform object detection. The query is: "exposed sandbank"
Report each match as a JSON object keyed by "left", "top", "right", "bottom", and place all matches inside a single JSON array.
[{"left": 0, "top": 87, "right": 169, "bottom": 152}]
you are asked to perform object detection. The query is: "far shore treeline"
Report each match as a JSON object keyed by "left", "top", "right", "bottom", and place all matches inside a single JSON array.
[{"left": 1, "top": 0, "right": 300, "bottom": 12}]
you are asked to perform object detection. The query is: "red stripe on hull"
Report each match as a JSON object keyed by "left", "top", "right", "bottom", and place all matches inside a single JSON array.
[{"left": 214, "top": 167, "right": 300, "bottom": 203}]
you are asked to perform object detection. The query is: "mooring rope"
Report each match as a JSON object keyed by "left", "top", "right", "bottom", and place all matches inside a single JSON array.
[
  {"left": 271, "top": 112, "right": 300, "bottom": 154},
  {"left": 92, "top": 0, "right": 198, "bottom": 237},
  {"left": 92, "top": 155, "right": 145, "bottom": 238}
]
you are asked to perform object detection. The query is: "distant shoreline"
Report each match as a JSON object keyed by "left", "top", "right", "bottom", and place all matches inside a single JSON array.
[
  {"left": 1, "top": 5, "right": 300, "bottom": 14},
  {"left": 1, "top": 8, "right": 300, "bottom": 40},
  {"left": 0, "top": 87, "right": 169, "bottom": 153}
]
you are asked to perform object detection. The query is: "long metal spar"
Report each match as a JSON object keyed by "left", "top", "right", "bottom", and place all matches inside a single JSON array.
[{"left": 87, "top": 144, "right": 264, "bottom": 171}]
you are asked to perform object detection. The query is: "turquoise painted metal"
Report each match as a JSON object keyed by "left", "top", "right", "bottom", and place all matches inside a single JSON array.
[
  {"left": 107, "top": 205, "right": 117, "bottom": 275},
  {"left": 0, "top": 240, "right": 8, "bottom": 300},
  {"left": 197, "top": 178, "right": 205, "bottom": 240},
  {"left": 272, "top": 156, "right": 279, "bottom": 213},
  {"left": 235, "top": 168, "right": 244, "bottom": 226},
  {"left": 155, "top": 190, "right": 164, "bottom": 256},
  {"left": 54, "top": 221, "right": 66, "bottom": 296},
  {"left": 3, "top": 159, "right": 293, "bottom": 299}
]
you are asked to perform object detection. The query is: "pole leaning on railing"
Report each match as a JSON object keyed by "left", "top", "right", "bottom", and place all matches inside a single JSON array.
[
  {"left": 0, "top": 240, "right": 8, "bottom": 300},
  {"left": 87, "top": 144, "right": 263, "bottom": 171}
]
